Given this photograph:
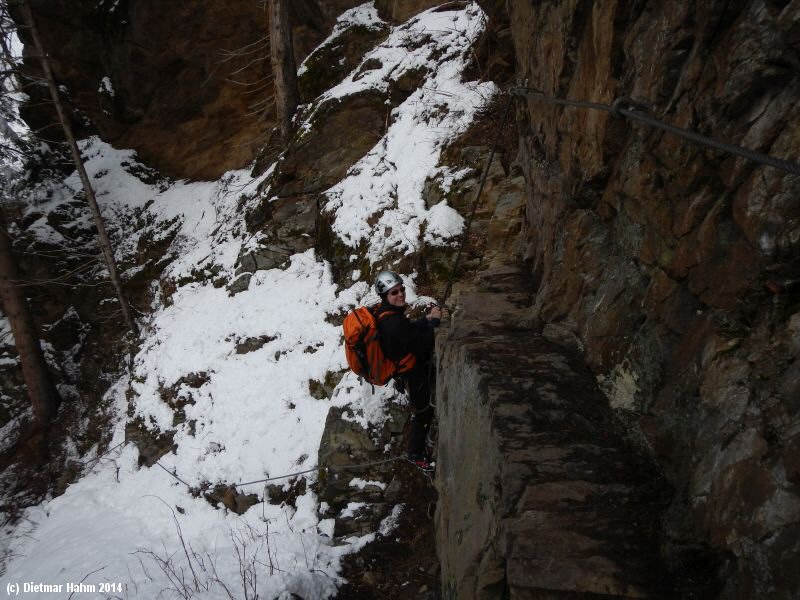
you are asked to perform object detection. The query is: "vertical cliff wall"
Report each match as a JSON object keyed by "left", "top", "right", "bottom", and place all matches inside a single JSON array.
[{"left": 500, "top": 1, "right": 799, "bottom": 597}]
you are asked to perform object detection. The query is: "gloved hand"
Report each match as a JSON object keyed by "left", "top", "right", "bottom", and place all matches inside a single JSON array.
[{"left": 425, "top": 304, "right": 442, "bottom": 321}]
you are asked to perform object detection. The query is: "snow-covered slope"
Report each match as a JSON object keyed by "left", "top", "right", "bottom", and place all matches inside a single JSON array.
[{"left": 1, "top": 3, "right": 495, "bottom": 597}]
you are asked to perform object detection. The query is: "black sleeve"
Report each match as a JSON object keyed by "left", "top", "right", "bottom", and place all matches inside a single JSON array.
[
  {"left": 379, "top": 313, "right": 434, "bottom": 362},
  {"left": 409, "top": 318, "right": 435, "bottom": 362}
]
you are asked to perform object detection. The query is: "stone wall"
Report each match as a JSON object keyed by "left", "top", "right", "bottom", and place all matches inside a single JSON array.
[{"left": 504, "top": 1, "right": 800, "bottom": 597}]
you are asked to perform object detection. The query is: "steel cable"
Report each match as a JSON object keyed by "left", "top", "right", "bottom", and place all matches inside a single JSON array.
[
  {"left": 510, "top": 87, "right": 800, "bottom": 177},
  {"left": 154, "top": 455, "right": 407, "bottom": 490}
]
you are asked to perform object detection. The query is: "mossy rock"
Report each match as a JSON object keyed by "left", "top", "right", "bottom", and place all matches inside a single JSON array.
[
  {"left": 45, "top": 198, "right": 97, "bottom": 239},
  {"left": 160, "top": 264, "right": 223, "bottom": 306},
  {"left": 126, "top": 253, "right": 177, "bottom": 311},
  {"left": 159, "top": 372, "right": 209, "bottom": 421},
  {"left": 389, "top": 66, "right": 430, "bottom": 106},
  {"left": 135, "top": 218, "right": 181, "bottom": 263},
  {"left": 281, "top": 89, "right": 388, "bottom": 199},
  {"left": 234, "top": 335, "right": 278, "bottom": 354},
  {"left": 415, "top": 243, "right": 460, "bottom": 298},
  {"left": 316, "top": 208, "right": 363, "bottom": 287},
  {"left": 244, "top": 195, "right": 274, "bottom": 232},
  {"left": 47, "top": 307, "right": 87, "bottom": 353}
]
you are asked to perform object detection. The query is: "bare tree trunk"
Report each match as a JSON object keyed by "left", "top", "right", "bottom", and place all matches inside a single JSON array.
[
  {"left": 269, "top": 0, "right": 298, "bottom": 141},
  {"left": 0, "top": 209, "right": 60, "bottom": 424},
  {"left": 19, "top": 2, "right": 139, "bottom": 336}
]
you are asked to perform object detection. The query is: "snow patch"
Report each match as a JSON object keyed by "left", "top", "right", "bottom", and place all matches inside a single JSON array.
[
  {"left": 340, "top": 502, "right": 367, "bottom": 519},
  {"left": 98, "top": 76, "right": 115, "bottom": 97},
  {"left": 378, "top": 503, "right": 404, "bottom": 536},
  {"left": 349, "top": 477, "right": 387, "bottom": 491}
]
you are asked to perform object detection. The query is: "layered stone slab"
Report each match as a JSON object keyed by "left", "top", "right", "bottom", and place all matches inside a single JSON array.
[{"left": 435, "top": 269, "right": 671, "bottom": 599}]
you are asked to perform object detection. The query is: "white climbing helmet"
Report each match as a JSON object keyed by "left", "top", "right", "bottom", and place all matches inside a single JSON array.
[{"left": 374, "top": 270, "right": 403, "bottom": 296}]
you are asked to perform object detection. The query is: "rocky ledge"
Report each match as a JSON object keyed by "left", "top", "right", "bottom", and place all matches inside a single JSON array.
[{"left": 435, "top": 266, "right": 680, "bottom": 599}]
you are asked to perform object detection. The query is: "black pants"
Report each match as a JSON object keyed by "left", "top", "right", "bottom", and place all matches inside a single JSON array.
[{"left": 404, "top": 361, "right": 434, "bottom": 457}]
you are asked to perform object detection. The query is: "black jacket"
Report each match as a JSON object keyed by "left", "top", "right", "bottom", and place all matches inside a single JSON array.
[{"left": 376, "top": 301, "right": 439, "bottom": 364}]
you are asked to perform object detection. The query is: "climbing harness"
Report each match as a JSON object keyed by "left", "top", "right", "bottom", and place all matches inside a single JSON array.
[{"left": 509, "top": 87, "right": 800, "bottom": 177}]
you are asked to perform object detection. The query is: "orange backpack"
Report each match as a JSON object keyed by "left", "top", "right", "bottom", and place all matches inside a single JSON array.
[{"left": 342, "top": 305, "right": 416, "bottom": 386}]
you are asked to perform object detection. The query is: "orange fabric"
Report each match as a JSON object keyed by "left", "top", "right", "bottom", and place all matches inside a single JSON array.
[{"left": 343, "top": 305, "right": 417, "bottom": 386}]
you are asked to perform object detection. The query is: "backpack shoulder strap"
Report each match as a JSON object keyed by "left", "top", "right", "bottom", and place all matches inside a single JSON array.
[
  {"left": 373, "top": 304, "right": 399, "bottom": 323},
  {"left": 352, "top": 306, "right": 368, "bottom": 327}
]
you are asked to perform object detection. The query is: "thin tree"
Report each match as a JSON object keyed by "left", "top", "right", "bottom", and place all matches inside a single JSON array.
[
  {"left": 17, "top": 1, "right": 139, "bottom": 336},
  {"left": 0, "top": 209, "right": 61, "bottom": 425},
  {"left": 0, "top": 3, "right": 22, "bottom": 149},
  {"left": 0, "top": 2, "right": 60, "bottom": 428},
  {"left": 269, "top": 0, "right": 298, "bottom": 141}
]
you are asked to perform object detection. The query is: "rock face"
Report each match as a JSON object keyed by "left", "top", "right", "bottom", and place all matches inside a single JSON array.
[
  {"left": 374, "top": 0, "right": 443, "bottom": 23},
  {"left": 316, "top": 404, "right": 406, "bottom": 538},
  {"left": 14, "top": 0, "right": 361, "bottom": 179},
  {"left": 500, "top": 1, "right": 800, "bottom": 598}
]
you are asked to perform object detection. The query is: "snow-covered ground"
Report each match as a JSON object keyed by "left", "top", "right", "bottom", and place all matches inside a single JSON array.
[{"left": 1, "top": 3, "right": 495, "bottom": 597}]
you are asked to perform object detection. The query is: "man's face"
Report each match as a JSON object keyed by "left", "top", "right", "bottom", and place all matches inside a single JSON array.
[{"left": 386, "top": 283, "right": 406, "bottom": 307}]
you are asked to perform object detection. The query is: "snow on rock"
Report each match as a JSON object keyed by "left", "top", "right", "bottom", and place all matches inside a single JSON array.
[
  {"left": 2, "top": 142, "right": 361, "bottom": 596},
  {"left": 340, "top": 502, "right": 367, "bottom": 519},
  {"left": 298, "top": 2, "right": 385, "bottom": 77},
  {"left": 378, "top": 503, "right": 404, "bottom": 536},
  {"left": 130, "top": 249, "right": 344, "bottom": 486},
  {"left": 349, "top": 477, "right": 388, "bottom": 491},
  {"left": 3, "top": 431, "right": 346, "bottom": 599},
  {"left": 98, "top": 76, "right": 115, "bottom": 96},
  {"left": 318, "top": 2, "right": 497, "bottom": 263}
]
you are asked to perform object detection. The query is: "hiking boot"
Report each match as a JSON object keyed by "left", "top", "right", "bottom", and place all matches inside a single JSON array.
[{"left": 408, "top": 454, "right": 435, "bottom": 473}]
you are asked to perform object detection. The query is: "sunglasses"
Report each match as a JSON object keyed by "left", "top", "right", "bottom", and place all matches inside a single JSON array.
[{"left": 388, "top": 286, "right": 406, "bottom": 297}]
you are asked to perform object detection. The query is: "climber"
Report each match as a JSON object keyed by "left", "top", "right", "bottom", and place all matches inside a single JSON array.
[{"left": 373, "top": 270, "right": 442, "bottom": 472}]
